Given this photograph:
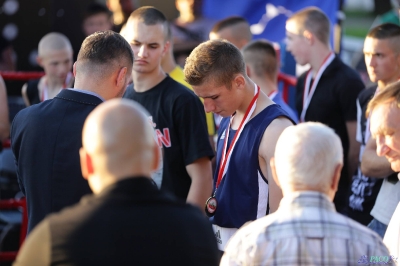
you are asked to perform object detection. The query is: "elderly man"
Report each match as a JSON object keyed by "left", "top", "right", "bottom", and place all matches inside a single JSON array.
[
  {"left": 13, "top": 99, "right": 220, "bottom": 265},
  {"left": 221, "top": 122, "right": 389, "bottom": 265},
  {"left": 11, "top": 31, "right": 133, "bottom": 233},
  {"left": 368, "top": 81, "right": 400, "bottom": 260}
]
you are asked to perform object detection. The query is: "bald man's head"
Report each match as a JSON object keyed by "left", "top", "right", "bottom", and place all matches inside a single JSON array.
[
  {"left": 38, "top": 32, "right": 73, "bottom": 57},
  {"left": 81, "top": 99, "right": 159, "bottom": 193}
]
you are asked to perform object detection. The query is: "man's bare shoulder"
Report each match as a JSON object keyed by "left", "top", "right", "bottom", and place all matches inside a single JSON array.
[{"left": 259, "top": 116, "right": 293, "bottom": 157}]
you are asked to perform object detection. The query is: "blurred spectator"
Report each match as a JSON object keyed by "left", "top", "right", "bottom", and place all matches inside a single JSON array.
[
  {"left": 0, "top": 76, "right": 9, "bottom": 142},
  {"left": 82, "top": 3, "right": 114, "bottom": 37},
  {"left": 171, "top": 0, "right": 215, "bottom": 66},
  {"left": 221, "top": 122, "right": 389, "bottom": 265},
  {"left": 107, "top": 0, "right": 138, "bottom": 32},
  {"left": 0, "top": 35, "right": 16, "bottom": 71},
  {"left": 21, "top": 33, "right": 74, "bottom": 106},
  {"left": 13, "top": 99, "right": 220, "bottom": 266},
  {"left": 209, "top": 16, "right": 252, "bottom": 49},
  {"left": 242, "top": 39, "right": 298, "bottom": 123}
]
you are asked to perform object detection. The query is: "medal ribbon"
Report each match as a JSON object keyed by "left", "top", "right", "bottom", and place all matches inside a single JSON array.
[
  {"left": 215, "top": 84, "right": 260, "bottom": 190},
  {"left": 41, "top": 72, "right": 73, "bottom": 102},
  {"left": 268, "top": 90, "right": 278, "bottom": 100},
  {"left": 300, "top": 52, "right": 335, "bottom": 122}
]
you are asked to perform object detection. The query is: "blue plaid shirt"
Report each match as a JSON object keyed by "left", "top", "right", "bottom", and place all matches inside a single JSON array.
[{"left": 222, "top": 191, "right": 391, "bottom": 266}]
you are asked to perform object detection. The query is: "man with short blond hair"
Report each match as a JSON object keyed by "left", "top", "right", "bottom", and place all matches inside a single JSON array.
[
  {"left": 286, "top": 7, "right": 364, "bottom": 214},
  {"left": 184, "top": 39, "right": 293, "bottom": 250}
]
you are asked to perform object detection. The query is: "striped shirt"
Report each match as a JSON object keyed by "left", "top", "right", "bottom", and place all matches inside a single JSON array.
[{"left": 221, "top": 191, "right": 390, "bottom": 266}]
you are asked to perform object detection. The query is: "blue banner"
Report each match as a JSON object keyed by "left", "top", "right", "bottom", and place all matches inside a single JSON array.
[{"left": 202, "top": 0, "right": 339, "bottom": 43}]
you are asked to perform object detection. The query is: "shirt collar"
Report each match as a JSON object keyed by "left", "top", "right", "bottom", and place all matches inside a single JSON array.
[
  {"left": 67, "top": 88, "right": 105, "bottom": 102},
  {"left": 279, "top": 191, "right": 336, "bottom": 212}
]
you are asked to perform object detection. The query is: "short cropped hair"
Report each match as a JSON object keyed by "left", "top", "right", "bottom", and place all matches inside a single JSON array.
[
  {"left": 76, "top": 30, "right": 133, "bottom": 75},
  {"left": 287, "top": 7, "right": 330, "bottom": 46},
  {"left": 38, "top": 32, "right": 72, "bottom": 57},
  {"left": 242, "top": 39, "right": 278, "bottom": 80},
  {"left": 128, "top": 6, "right": 168, "bottom": 40},
  {"left": 366, "top": 23, "right": 400, "bottom": 53},
  {"left": 83, "top": 3, "right": 112, "bottom": 21},
  {"left": 274, "top": 122, "right": 343, "bottom": 193},
  {"left": 211, "top": 16, "right": 252, "bottom": 42},
  {"left": 367, "top": 80, "right": 400, "bottom": 116},
  {"left": 184, "top": 40, "right": 246, "bottom": 88}
]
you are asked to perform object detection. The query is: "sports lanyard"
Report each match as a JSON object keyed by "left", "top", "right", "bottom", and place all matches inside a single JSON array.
[
  {"left": 215, "top": 84, "right": 260, "bottom": 190},
  {"left": 300, "top": 52, "right": 335, "bottom": 122},
  {"left": 41, "top": 72, "right": 72, "bottom": 102},
  {"left": 268, "top": 90, "right": 278, "bottom": 100}
]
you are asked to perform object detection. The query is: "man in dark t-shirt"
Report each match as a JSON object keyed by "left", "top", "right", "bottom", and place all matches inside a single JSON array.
[
  {"left": 348, "top": 23, "right": 400, "bottom": 227},
  {"left": 122, "top": 7, "right": 214, "bottom": 210},
  {"left": 286, "top": 7, "right": 364, "bottom": 214}
]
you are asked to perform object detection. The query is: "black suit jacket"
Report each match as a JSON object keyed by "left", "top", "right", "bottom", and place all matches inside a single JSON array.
[
  {"left": 14, "top": 177, "right": 220, "bottom": 266},
  {"left": 11, "top": 89, "right": 103, "bottom": 232}
]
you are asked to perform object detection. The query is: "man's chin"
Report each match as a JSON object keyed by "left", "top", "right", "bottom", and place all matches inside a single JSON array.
[{"left": 390, "top": 162, "right": 400, "bottom": 173}]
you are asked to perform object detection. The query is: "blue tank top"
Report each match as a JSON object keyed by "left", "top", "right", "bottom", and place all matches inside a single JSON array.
[{"left": 211, "top": 104, "right": 292, "bottom": 228}]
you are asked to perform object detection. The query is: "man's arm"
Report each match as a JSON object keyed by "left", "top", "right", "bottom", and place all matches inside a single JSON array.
[
  {"left": 186, "top": 156, "right": 213, "bottom": 211},
  {"left": 346, "top": 121, "right": 360, "bottom": 179},
  {"left": 361, "top": 137, "right": 394, "bottom": 178},
  {"left": 21, "top": 83, "right": 30, "bottom": 107},
  {"left": 259, "top": 117, "right": 293, "bottom": 213}
]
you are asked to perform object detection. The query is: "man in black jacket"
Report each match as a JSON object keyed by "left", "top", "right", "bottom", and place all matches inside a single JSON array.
[
  {"left": 13, "top": 99, "right": 220, "bottom": 266},
  {"left": 11, "top": 30, "right": 133, "bottom": 233}
]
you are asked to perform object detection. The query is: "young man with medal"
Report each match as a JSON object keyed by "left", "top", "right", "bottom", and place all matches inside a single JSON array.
[
  {"left": 286, "top": 7, "right": 364, "bottom": 214},
  {"left": 184, "top": 40, "right": 294, "bottom": 251}
]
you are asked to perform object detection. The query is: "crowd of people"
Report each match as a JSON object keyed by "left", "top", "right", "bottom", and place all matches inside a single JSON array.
[{"left": 0, "top": 1, "right": 399, "bottom": 265}]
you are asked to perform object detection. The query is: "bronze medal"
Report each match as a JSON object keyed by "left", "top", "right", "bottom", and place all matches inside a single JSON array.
[{"left": 205, "top": 196, "right": 217, "bottom": 217}]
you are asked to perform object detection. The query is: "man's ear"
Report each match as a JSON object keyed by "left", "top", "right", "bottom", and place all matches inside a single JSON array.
[
  {"left": 116, "top": 66, "right": 128, "bottom": 87},
  {"left": 233, "top": 74, "right": 246, "bottom": 89},
  {"left": 36, "top": 56, "right": 44, "bottom": 68},
  {"left": 79, "top": 148, "right": 94, "bottom": 180},
  {"left": 245, "top": 64, "right": 252, "bottom": 78},
  {"left": 270, "top": 157, "right": 281, "bottom": 189},
  {"left": 73, "top": 62, "right": 77, "bottom": 77},
  {"left": 330, "top": 163, "right": 342, "bottom": 193},
  {"left": 303, "top": 30, "right": 313, "bottom": 44},
  {"left": 162, "top": 41, "right": 170, "bottom": 57}
]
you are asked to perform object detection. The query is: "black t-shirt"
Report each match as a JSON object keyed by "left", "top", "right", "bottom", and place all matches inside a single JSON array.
[
  {"left": 347, "top": 86, "right": 382, "bottom": 225},
  {"left": 124, "top": 76, "right": 214, "bottom": 200},
  {"left": 296, "top": 56, "right": 365, "bottom": 213}
]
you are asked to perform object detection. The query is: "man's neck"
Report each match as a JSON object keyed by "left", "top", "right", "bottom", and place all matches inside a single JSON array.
[
  {"left": 46, "top": 76, "right": 65, "bottom": 90},
  {"left": 133, "top": 68, "right": 167, "bottom": 93},
  {"left": 161, "top": 52, "right": 177, "bottom": 74},
  {"left": 378, "top": 77, "right": 400, "bottom": 90},
  {"left": 309, "top": 47, "right": 333, "bottom": 78},
  {"left": 250, "top": 76, "right": 277, "bottom": 96}
]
